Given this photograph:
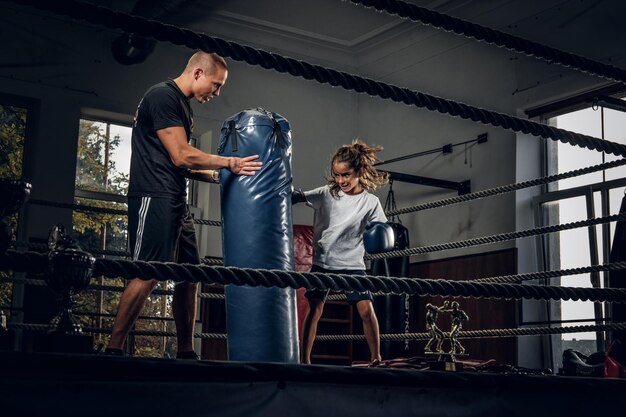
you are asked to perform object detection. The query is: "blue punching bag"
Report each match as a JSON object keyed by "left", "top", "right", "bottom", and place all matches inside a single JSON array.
[{"left": 219, "top": 108, "right": 298, "bottom": 363}]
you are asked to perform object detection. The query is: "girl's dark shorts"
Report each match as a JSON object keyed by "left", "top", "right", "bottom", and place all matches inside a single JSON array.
[{"left": 305, "top": 264, "right": 373, "bottom": 304}]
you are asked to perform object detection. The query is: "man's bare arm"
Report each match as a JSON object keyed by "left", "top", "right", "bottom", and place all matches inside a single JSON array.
[{"left": 157, "top": 126, "right": 262, "bottom": 175}]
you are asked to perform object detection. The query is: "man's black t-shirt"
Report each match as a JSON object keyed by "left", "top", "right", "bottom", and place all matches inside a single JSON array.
[{"left": 128, "top": 80, "right": 193, "bottom": 199}]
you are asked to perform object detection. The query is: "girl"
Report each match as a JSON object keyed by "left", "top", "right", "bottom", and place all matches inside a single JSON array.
[{"left": 294, "top": 139, "right": 389, "bottom": 365}]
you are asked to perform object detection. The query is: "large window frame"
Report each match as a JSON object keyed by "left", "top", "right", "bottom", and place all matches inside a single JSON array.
[
  {"left": 72, "top": 111, "right": 203, "bottom": 358},
  {"left": 528, "top": 86, "right": 626, "bottom": 365}
]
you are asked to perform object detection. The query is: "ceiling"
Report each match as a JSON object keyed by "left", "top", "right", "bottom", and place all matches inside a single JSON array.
[
  {"left": 2, "top": 0, "right": 625, "bottom": 77},
  {"left": 82, "top": 0, "right": 626, "bottom": 70},
  {"left": 1, "top": 0, "right": 624, "bottom": 113}
]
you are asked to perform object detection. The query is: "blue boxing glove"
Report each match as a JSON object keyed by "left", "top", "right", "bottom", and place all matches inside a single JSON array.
[{"left": 363, "top": 222, "right": 395, "bottom": 254}]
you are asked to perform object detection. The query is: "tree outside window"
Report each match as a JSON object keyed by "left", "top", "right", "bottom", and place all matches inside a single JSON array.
[
  {"left": 0, "top": 103, "right": 27, "bottom": 319},
  {"left": 74, "top": 117, "right": 176, "bottom": 358}
]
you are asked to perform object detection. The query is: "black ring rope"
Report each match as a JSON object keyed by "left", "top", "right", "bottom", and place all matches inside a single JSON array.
[
  {"left": 8, "top": 321, "right": 626, "bottom": 342},
  {"left": 5, "top": 0, "right": 626, "bottom": 156},
  {"left": 193, "top": 218, "right": 222, "bottom": 227},
  {"left": 11, "top": 241, "right": 129, "bottom": 258},
  {"left": 7, "top": 323, "right": 226, "bottom": 339},
  {"left": 386, "top": 158, "right": 626, "bottom": 216},
  {"left": 6, "top": 259, "right": 625, "bottom": 298},
  {"left": 10, "top": 241, "right": 225, "bottom": 264},
  {"left": 365, "top": 212, "right": 626, "bottom": 260},
  {"left": 28, "top": 198, "right": 127, "bottom": 216},
  {"left": 349, "top": 0, "right": 626, "bottom": 85},
  {"left": 27, "top": 198, "right": 223, "bottom": 226},
  {"left": 317, "top": 322, "right": 626, "bottom": 342},
  {"left": 201, "top": 257, "right": 224, "bottom": 266},
  {"left": 0, "top": 276, "right": 226, "bottom": 300},
  {"left": 3, "top": 250, "right": 626, "bottom": 303},
  {"left": 0, "top": 276, "right": 363, "bottom": 301},
  {"left": 14, "top": 190, "right": 622, "bottom": 269},
  {"left": 473, "top": 262, "right": 626, "bottom": 284},
  {"left": 23, "top": 160, "right": 626, "bottom": 222}
]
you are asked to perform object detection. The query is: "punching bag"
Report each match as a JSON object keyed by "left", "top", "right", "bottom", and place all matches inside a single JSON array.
[
  {"left": 371, "top": 222, "right": 410, "bottom": 359},
  {"left": 219, "top": 108, "right": 298, "bottom": 363}
]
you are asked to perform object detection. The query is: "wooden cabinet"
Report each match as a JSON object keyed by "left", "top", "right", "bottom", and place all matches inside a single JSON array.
[
  {"left": 409, "top": 248, "right": 518, "bottom": 365},
  {"left": 312, "top": 299, "right": 353, "bottom": 365}
]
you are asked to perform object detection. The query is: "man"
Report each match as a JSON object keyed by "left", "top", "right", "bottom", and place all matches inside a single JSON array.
[{"left": 105, "top": 51, "right": 261, "bottom": 358}]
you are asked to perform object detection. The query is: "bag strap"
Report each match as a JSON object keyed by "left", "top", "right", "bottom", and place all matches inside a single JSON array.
[{"left": 228, "top": 120, "right": 238, "bottom": 152}]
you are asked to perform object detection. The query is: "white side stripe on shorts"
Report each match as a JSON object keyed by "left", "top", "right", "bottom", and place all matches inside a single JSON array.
[{"left": 133, "top": 196, "right": 151, "bottom": 261}]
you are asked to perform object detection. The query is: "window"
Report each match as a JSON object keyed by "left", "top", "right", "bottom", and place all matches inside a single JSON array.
[
  {"left": 73, "top": 115, "right": 178, "bottom": 358},
  {"left": 0, "top": 99, "right": 30, "bottom": 323},
  {"left": 539, "top": 98, "right": 626, "bottom": 360},
  {"left": 74, "top": 117, "right": 131, "bottom": 254}
]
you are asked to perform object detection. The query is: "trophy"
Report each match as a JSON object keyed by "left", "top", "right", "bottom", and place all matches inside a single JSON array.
[
  {"left": 424, "top": 300, "right": 469, "bottom": 371},
  {"left": 447, "top": 301, "right": 469, "bottom": 356},
  {"left": 0, "top": 178, "right": 31, "bottom": 254},
  {"left": 424, "top": 301, "right": 448, "bottom": 354},
  {"left": 45, "top": 224, "right": 95, "bottom": 335}
]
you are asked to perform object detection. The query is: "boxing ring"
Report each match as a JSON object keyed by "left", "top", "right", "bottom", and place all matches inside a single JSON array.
[{"left": 2, "top": 0, "right": 626, "bottom": 415}]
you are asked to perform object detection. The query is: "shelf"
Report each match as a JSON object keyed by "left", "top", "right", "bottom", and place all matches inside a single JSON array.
[{"left": 319, "top": 318, "right": 350, "bottom": 324}]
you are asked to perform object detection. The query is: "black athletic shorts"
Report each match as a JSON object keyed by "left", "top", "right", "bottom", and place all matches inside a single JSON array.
[
  {"left": 128, "top": 196, "right": 200, "bottom": 269},
  {"left": 306, "top": 264, "right": 373, "bottom": 304}
]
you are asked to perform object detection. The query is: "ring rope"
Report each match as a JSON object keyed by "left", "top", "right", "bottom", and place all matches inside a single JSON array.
[
  {"left": 386, "top": 158, "right": 626, "bottom": 216},
  {"left": 7, "top": 323, "right": 227, "bottom": 339},
  {"left": 10, "top": 241, "right": 225, "bottom": 264},
  {"left": 15, "top": 206, "right": 624, "bottom": 282},
  {"left": 192, "top": 218, "right": 222, "bottom": 227},
  {"left": 26, "top": 198, "right": 223, "bottom": 226},
  {"left": 349, "top": 0, "right": 626, "bottom": 85},
  {"left": 28, "top": 198, "right": 127, "bottom": 216},
  {"left": 317, "top": 322, "right": 626, "bottom": 342},
  {"left": 0, "top": 276, "right": 371, "bottom": 301},
  {"left": 23, "top": 159, "right": 626, "bottom": 221},
  {"left": 365, "top": 212, "right": 626, "bottom": 260},
  {"left": 201, "top": 257, "right": 224, "bottom": 266},
  {"left": 3, "top": 250, "right": 626, "bottom": 303},
  {"left": 11, "top": 241, "right": 129, "bottom": 258},
  {"left": 472, "top": 262, "right": 626, "bottom": 284},
  {"left": 8, "top": 321, "right": 626, "bottom": 342},
  {"left": 5, "top": 259, "right": 625, "bottom": 299},
  {"left": 0, "top": 276, "right": 226, "bottom": 300},
  {"left": 5, "top": 0, "right": 626, "bottom": 156}
]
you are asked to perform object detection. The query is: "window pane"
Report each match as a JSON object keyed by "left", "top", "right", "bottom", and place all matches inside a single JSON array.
[
  {"left": 0, "top": 104, "right": 26, "bottom": 178},
  {"left": 72, "top": 197, "right": 128, "bottom": 254},
  {"left": 133, "top": 282, "right": 176, "bottom": 358},
  {"left": 0, "top": 102, "right": 28, "bottom": 320},
  {"left": 75, "top": 119, "right": 131, "bottom": 195},
  {"left": 549, "top": 108, "right": 603, "bottom": 189},
  {"left": 604, "top": 107, "right": 626, "bottom": 181},
  {"left": 73, "top": 115, "right": 180, "bottom": 358},
  {"left": 558, "top": 196, "right": 596, "bottom": 340}
]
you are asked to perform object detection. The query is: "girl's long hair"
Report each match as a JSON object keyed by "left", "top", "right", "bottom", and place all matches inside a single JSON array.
[{"left": 328, "top": 139, "right": 389, "bottom": 197}]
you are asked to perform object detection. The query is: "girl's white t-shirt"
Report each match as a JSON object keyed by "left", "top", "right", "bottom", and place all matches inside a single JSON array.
[{"left": 304, "top": 186, "right": 387, "bottom": 270}]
